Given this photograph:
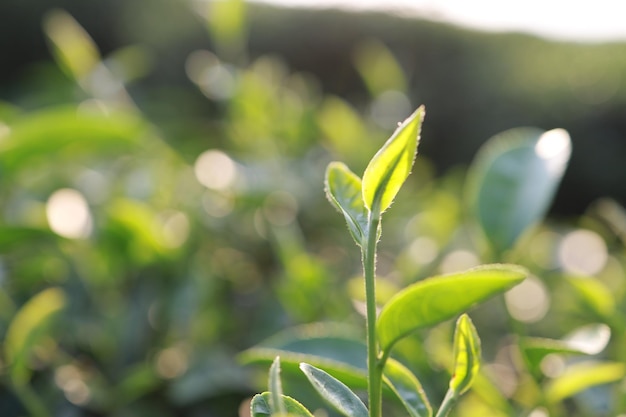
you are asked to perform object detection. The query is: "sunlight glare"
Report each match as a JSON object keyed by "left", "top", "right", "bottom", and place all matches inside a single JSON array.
[{"left": 534, "top": 129, "right": 571, "bottom": 175}]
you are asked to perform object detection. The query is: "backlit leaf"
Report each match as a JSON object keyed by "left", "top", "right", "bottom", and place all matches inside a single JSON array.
[
  {"left": 362, "top": 106, "right": 424, "bottom": 215},
  {"left": 325, "top": 162, "right": 368, "bottom": 245},
  {"left": 449, "top": 314, "right": 481, "bottom": 395},
  {"left": 377, "top": 264, "right": 527, "bottom": 353}
]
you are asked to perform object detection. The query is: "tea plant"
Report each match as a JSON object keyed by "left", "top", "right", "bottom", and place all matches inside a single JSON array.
[{"left": 243, "top": 108, "right": 531, "bottom": 417}]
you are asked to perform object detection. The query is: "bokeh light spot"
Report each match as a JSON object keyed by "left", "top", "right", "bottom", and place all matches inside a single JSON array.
[
  {"left": 156, "top": 346, "right": 189, "bottom": 379},
  {"left": 439, "top": 250, "right": 479, "bottom": 274},
  {"left": 194, "top": 149, "right": 238, "bottom": 191},
  {"left": 263, "top": 191, "right": 299, "bottom": 226},
  {"left": 0, "top": 122, "right": 11, "bottom": 142},
  {"left": 558, "top": 229, "right": 608, "bottom": 275},
  {"left": 504, "top": 276, "right": 549, "bottom": 322},
  {"left": 528, "top": 408, "right": 549, "bottom": 417},
  {"left": 46, "top": 188, "right": 92, "bottom": 239},
  {"left": 540, "top": 354, "right": 566, "bottom": 378},
  {"left": 54, "top": 364, "right": 91, "bottom": 406},
  {"left": 202, "top": 191, "right": 235, "bottom": 218},
  {"left": 161, "top": 211, "right": 190, "bottom": 248},
  {"left": 408, "top": 236, "right": 439, "bottom": 265}
]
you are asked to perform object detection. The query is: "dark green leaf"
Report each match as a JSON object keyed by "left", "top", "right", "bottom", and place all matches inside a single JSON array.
[
  {"left": 377, "top": 264, "right": 527, "bottom": 353},
  {"left": 239, "top": 323, "right": 430, "bottom": 411},
  {"left": 238, "top": 323, "right": 369, "bottom": 390},
  {"left": 362, "top": 106, "right": 424, "bottom": 215},
  {"left": 466, "top": 128, "right": 571, "bottom": 256},
  {"left": 300, "top": 362, "right": 368, "bottom": 417}
]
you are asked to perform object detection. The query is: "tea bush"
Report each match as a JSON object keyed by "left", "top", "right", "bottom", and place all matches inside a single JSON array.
[{"left": 1, "top": 3, "right": 625, "bottom": 417}]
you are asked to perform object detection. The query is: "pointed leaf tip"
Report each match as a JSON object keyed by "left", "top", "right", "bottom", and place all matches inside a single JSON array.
[
  {"left": 269, "top": 356, "right": 286, "bottom": 415},
  {"left": 362, "top": 106, "right": 425, "bottom": 215}
]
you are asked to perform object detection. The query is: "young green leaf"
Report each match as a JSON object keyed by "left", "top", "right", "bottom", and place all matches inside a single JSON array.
[
  {"left": 545, "top": 361, "right": 626, "bottom": 404},
  {"left": 377, "top": 264, "right": 527, "bottom": 353},
  {"left": 4, "top": 287, "right": 66, "bottom": 385},
  {"left": 362, "top": 106, "right": 424, "bottom": 215},
  {"left": 300, "top": 362, "right": 368, "bottom": 417},
  {"left": 269, "top": 357, "right": 287, "bottom": 415},
  {"left": 449, "top": 314, "right": 481, "bottom": 395},
  {"left": 325, "top": 161, "right": 368, "bottom": 245},
  {"left": 466, "top": 128, "right": 571, "bottom": 257},
  {"left": 251, "top": 392, "right": 314, "bottom": 417},
  {"left": 383, "top": 358, "right": 432, "bottom": 417}
]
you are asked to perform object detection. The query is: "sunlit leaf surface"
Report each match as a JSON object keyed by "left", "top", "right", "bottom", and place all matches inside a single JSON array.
[
  {"left": 377, "top": 264, "right": 527, "bottom": 352},
  {"left": 362, "top": 106, "right": 424, "bottom": 215}
]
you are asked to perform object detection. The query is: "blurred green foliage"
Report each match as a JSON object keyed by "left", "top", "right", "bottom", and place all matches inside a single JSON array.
[{"left": 1, "top": 1, "right": 626, "bottom": 416}]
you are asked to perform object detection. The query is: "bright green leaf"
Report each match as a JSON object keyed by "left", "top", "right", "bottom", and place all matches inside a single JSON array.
[
  {"left": 325, "top": 162, "right": 368, "bottom": 245},
  {"left": 466, "top": 128, "right": 571, "bottom": 257},
  {"left": 300, "top": 362, "right": 368, "bottom": 417},
  {"left": 269, "top": 357, "right": 287, "bottom": 415},
  {"left": 4, "top": 287, "right": 66, "bottom": 385},
  {"left": 362, "top": 106, "right": 424, "bottom": 215},
  {"left": 383, "top": 358, "right": 432, "bottom": 417},
  {"left": 545, "top": 361, "right": 626, "bottom": 403},
  {"left": 251, "top": 392, "right": 314, "bottom": 417},
  {"left": 449, "top": 314, "right": 481, "bottom": 395},
  {"left": 377, "top": 264, "right": 527, "bottom": 353},
  {"left": 566, "top": 275, "right": 615, "bottom": 318}
]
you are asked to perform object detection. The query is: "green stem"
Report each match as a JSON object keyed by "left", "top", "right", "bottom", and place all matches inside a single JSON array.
[
  {"left": 435, "top": 388, "right": 457, "bottom": 417},
  {"left": 363, "top": 214, "right": 382, "bottom": 417}
]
